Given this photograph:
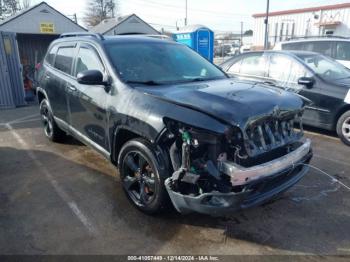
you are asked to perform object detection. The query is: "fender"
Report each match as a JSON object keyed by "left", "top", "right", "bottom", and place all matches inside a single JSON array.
[{"left": 111, "top": 123, "right": 161, "bottom": 164}]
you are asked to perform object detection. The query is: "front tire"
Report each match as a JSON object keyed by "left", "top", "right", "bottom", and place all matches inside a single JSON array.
[
  {"left": 118, "top": 138, "right": 169, "bottom": 214},
  {"left": 39, "top": 99, "right": 66, "bottom": 142},
  {"left": 336, "top": 111, "right": 350, "bottom": 146}
]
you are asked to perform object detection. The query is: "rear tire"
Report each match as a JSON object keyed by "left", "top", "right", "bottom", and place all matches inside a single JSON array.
[
  {"left": 39, "top": 99, "right": 66, "bottom": 142},
  {"left": 336, "top": 110, "right": 350, "bottom": 146},
  {"left": 118, "top": 138, "right": 170, "bottom": 214}
]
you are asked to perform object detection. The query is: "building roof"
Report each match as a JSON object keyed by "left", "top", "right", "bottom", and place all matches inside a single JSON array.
[
  {"left": 90, "top": 14, "right": 159, "bottom": 35},
  {"left": 253, "top": 2, "right": 350, "bottom": 18},
  {"left": 0, "top": 1, "right": 86, "bottom": 32}
]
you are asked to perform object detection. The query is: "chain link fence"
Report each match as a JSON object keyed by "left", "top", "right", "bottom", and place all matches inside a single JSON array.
[{"left": 213, "top": 37, "right": 253, "bottom": 65}]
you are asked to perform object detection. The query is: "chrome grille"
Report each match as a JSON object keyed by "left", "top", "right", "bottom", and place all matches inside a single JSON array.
[{"left": 243, "top": 114, "right": 303, "bottom": 157}]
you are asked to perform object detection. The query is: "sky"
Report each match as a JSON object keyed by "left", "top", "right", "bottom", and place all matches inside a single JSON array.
[{"left": 32, "top": 0, "right": 349, "bottom": 32}]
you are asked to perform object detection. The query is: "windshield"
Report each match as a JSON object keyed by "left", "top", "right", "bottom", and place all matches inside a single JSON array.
[
  {"left": 105, "top": 42, "right": 227, "bottom": 84},
  {"left": 296, "top": 53, "right": 350, "bottom": 81}
]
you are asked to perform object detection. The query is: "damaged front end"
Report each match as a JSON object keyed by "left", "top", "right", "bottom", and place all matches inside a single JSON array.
[{"left": 162, "top": 111, "right": 313, "bottom": 215}]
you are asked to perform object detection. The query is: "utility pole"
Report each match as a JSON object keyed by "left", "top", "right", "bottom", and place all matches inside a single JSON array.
[
  {"left": 264, "top": 0, "right": 270, "bottom": 49},
  {"left": 240, "top": 21, "right": 243, "bottom": 46},
  {"left": 185, "top": 0, "right": 188, "bottom": 26}
]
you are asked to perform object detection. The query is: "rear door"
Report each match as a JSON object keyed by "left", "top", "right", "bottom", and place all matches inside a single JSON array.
[
  {"left": 45, "top": 43, "right": 76, "bottom": 124},
  {"left": 68, "top": 42, "right": 109, "bottom": 151}
]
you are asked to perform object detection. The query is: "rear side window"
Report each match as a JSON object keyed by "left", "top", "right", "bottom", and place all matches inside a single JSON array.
[
  {"left": 75, "top": 46, "right": 104, "bottom": 77},
  {"left": 54, "top": 46, "right": 75, "bottom": 75},
  {"left": 282, "top": 42, "right": 304, "bottom": 50},
  {"left": 268, "top": 54, "right": 309, "bottom": 87},
  {"left": 45, "top": 45, "right": 58, "bottom": 66},
  {"left": 283, "top": 41, "right": 332, "bottom": 57},
  {"left": 239, "top": 54, "right": 267, "bottom": 77},
  {"left": 335, "top": 42, "right": 350, "bottom": 61},
  {"left": 226, "top": 59, "right": 242, "bottom": 74},
  {"left": 304, "top": 41, "right": 332, "bottom": 57}
]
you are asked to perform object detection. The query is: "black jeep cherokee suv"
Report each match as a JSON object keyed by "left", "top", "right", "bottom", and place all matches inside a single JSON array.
[{"left": 37, "top": 33, "right": 312, "bottom": 215}]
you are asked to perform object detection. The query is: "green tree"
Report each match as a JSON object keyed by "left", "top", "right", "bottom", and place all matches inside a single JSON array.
[{"left": 244, "top": 29, "right": 253, "bottom": 36}]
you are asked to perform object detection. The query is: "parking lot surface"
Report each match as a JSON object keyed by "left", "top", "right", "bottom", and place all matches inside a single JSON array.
[{"left": 0, "top": 105, "right": 350, "bottom": 255}]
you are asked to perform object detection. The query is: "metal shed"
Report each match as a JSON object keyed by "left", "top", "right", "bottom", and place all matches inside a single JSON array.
[{"left": 0, "top": 1, "right": 86, "bottom": 102}]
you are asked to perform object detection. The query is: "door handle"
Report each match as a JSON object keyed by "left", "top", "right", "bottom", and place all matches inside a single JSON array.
[
  {"left": 45, "top": 75, "right": 50, "bottom": 80},
  {"left": 67, "top": 84, "right": 77, "bottom": 91}
]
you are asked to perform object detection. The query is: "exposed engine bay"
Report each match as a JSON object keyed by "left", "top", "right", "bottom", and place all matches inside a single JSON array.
[{"left": 162, "top": 111, "right": 312, "bottom": 214}]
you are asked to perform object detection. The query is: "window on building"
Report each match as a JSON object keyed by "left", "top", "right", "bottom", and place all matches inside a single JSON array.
[
  {"left": 291, "top": 23, "right": 295, "bottom": 38},
  {"left": 75, "top": 47, "right": 105, "bottom": 76},
  {"left": 279, "top": 23, "right": 284, "bottom": 41},
  {"left": 54, "top": 46, "right": 75, "bottom": 75},
  {"left": 274, "top": 23, "right": 278, "bottom": 44}
]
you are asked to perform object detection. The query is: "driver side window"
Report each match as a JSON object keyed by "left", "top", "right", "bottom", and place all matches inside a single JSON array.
[
  {"left": 268, "top": 54, "right": 309, "bottom": 91},
  {"left": 75, "top": 46, "right": 105, "bottom": 77}
]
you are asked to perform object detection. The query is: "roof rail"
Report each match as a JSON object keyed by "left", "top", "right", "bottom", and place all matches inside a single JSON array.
[
  {"left": 59, "top": 32, "right": 105, "bottom": 40},
  {"left": 286, "top": 35, "right": 350, "bottom": 41}
]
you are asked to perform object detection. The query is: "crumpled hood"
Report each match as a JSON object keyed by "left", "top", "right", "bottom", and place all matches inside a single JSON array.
[{"left": 137, "top": 79, "right": 305, "bottom": 129}]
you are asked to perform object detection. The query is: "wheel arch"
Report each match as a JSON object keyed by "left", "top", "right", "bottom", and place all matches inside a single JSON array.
[
  {"left": 334, "top": 104, "right": 350, "bottom": 129},
  {"left": 111, "top": 126, "right": 170, "bottom": 173},
  {"left": 111, "top": 126, "right": 141, "bottom": 164}
]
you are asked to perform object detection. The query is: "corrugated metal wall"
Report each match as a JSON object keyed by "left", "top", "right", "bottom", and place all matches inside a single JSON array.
[
  {"left": 17, "top": 34, "right": 58, "bottom": 70},
  {"left": 0, "top": 31, "right": 26, "bottom": 109}
]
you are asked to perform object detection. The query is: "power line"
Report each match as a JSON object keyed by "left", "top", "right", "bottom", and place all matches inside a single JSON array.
[{"left": 126, "top": 0, "right": 251, "bottom": 17}]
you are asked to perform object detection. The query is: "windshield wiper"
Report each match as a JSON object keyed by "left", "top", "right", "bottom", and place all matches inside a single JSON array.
[
  {"left": 184, "top": 76, "right": 225, "bottom": 83},
  {"left": 262, "top": 80, "right": 277, "bottom": 86},
  {"left": 125, "top": 80, "right": 162, "bottom": 86}
]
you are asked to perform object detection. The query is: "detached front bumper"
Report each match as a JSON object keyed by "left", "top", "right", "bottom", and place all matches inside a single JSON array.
[{"left": 165, "top": 139, "right": 312, "bottom": 215}]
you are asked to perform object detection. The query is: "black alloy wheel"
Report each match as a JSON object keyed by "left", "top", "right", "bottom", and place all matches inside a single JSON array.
[
  {"left": 39, "top": 99, "right": 66, "bottom": 142},
  {"left": 118, "top": 138, "right": 169, "bottom": 214},
  {"left": 40, "top": 100, "right": 54, "bottom": 138}
]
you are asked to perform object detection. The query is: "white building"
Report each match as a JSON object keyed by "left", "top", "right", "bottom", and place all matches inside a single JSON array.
[{"left": 252, "top": 2, "right": 350, "bottom": 48}]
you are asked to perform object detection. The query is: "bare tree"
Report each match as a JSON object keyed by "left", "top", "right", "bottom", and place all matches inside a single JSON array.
[
  {"left": 0, "top": 0, "right": 31, "bottom": 19},
  {"left": 3, "top": 0, "right": 21, "bottom": 15},
  {"left": 84, "top": 0, "right": 118, "bottom": 28},
  {"left": 21, "top": 0, "right": 30, "bottom": 9}
]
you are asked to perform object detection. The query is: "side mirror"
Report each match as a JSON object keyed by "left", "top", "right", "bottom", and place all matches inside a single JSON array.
[
  {"left": 298, "top": 76, "right": 315, "bottom": 89},
  {"left": 77, "top": 70, "right": 105, "bottom": 85}
]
